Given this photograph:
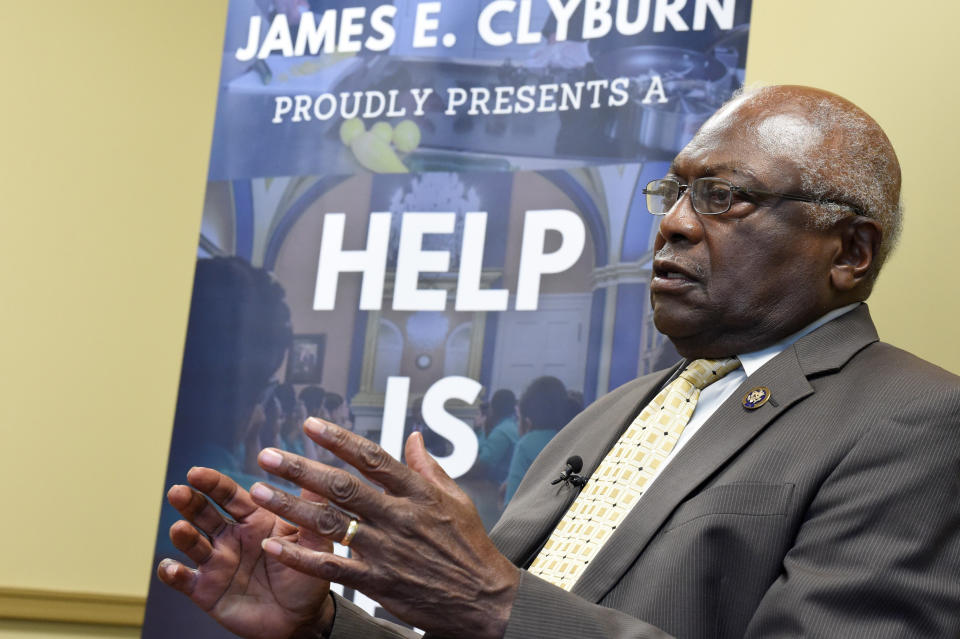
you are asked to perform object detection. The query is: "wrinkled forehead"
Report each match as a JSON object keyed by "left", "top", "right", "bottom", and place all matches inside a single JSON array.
[{"left": 676, "top": 98, "right": 825, "bottom": 181}]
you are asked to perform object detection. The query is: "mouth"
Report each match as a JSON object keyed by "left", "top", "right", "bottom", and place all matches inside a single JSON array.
[{"left": 651, "top": 257, "right": 701, "bottom": 292}]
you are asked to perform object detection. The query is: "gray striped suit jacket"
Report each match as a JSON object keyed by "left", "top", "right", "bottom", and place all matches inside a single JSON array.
[{"left": 331, "top": 305, "right": 960, "bottom": 638}]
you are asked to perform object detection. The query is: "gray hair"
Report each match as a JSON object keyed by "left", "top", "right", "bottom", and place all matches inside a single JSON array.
[{"left": 729, "top": 85, "right": 903, "bottom": 283}]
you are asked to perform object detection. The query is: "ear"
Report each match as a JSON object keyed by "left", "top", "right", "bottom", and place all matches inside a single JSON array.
[{"left": 830, "top": 217, "right": 882, "bottom": 292}]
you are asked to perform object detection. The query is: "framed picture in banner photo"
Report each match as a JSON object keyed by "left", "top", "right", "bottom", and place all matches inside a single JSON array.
[{"left": 286, "top": 333, "right": 326, "bottom": 384}]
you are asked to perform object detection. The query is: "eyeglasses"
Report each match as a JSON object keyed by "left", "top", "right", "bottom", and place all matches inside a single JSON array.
[{"left": 642, "top": 177, "right": 863, "bottom": 217}]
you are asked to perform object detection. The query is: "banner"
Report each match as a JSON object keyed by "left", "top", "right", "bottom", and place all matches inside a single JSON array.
[{"left": 145, "top": 1, "right": 752, "bottom": 635}]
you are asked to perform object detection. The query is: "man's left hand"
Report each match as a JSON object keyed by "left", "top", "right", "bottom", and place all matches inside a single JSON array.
[{"left": 249, "top": 418, "right": 520, "bottom": 639}]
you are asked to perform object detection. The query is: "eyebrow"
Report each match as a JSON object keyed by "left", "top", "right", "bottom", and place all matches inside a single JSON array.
[{"left": 667, "top": 162, "right": 764, "bottom": 185}]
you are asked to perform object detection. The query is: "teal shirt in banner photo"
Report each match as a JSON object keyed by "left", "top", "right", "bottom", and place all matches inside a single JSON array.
[
  {"left": 475, "top": 414, "right": 519, "bottom": 483},
  {"left": 505, "top": 428, "right": 557, "bottom": 505}
]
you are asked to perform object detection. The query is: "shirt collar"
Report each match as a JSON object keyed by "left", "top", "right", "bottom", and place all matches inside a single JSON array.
[{"left": 737, "top": 303, "right": 861, "bottom": 377}]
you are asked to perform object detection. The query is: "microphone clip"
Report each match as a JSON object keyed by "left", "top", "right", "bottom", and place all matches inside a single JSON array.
[{"left": 551, "top": 455, "right": 588, "bottom": 488}]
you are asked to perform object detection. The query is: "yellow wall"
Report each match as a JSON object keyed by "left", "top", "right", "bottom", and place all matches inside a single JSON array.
[
  {"left": 745, "top": 1, "right": 960, "bottom": 372},
  {"left": 1, "top": 1, "right": 958, "bottom": 636},
  {"left": 0, "top": 620, "right": 136, "bottom": 639},
  {"left": 0, "top": 0, "right": 229, "bottom": 632}
]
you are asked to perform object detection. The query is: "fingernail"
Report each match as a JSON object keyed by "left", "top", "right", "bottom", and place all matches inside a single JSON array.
[
  {"left": 305, "top": 418, "right": 327, "bottom": 437},
  {"left": 163, "top": 561, "right": 177, "bottom": 578},
  {"left": 262, "top": 539, "right": 283, "bottom": 556},
  {"left": 250, "top": 483, "right": 272, "bottom": 502},
  {"left": 259, "top": 448, "right": 283, "bottom": 469}
]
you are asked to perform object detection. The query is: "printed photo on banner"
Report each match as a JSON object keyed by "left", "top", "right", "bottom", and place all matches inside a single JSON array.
[{"left": 144, "top": 1, "right": 753, "bottom": 635}]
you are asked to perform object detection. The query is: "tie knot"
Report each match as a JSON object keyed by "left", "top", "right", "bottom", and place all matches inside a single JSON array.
[{"left": 678, "top": 357, "right": 741, "bottom": 390}]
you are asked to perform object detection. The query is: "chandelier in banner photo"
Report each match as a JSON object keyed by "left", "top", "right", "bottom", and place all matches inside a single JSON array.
[{"left": 387, "top": 173, "right": 479, "bottom": 268}]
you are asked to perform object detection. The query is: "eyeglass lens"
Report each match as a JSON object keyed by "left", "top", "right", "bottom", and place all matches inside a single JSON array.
[
  {"left": 644, "top": 179, "right": 680, "bottom": 215},
  {"left": 692, "top": 178, "right": 733, "bottom": 214},
  {"left": 644, "top": 178, "right": 734, "bottom": 215}
]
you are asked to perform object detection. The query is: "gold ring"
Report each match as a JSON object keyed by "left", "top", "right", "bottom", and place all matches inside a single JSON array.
[{"left": 340, "top": 519, "right": 359, "bottom": 546}]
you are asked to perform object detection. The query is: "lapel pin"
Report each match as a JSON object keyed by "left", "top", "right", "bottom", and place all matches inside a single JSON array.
[{"left": 742, "top": 386, "right": 771, "bottom": 410}]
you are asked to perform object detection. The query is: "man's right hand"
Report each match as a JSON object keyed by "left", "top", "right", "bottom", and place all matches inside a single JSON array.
[{"left": 158, "top": 467, "right": 334, "bottom": 639}]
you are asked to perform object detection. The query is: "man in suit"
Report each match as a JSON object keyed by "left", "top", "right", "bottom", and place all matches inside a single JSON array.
[{"left": 158, "top": 85, "right": 960, "bottom": 638}]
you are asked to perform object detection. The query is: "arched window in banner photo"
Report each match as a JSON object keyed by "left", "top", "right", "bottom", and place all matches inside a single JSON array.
[{"left": 147, "top": 0, "right": 752, "bottom": 635}]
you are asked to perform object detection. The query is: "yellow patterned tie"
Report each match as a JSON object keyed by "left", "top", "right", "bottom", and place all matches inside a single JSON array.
[{"left": 529, "top": 357, "right": 741, "bottom": 590}]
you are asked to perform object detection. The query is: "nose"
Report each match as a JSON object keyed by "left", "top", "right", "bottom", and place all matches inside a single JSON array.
[{"left": 655, "top": 190, "right": 704, "bottom": 248}]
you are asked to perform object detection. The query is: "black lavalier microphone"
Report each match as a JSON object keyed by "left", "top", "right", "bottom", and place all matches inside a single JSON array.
[{"left": 551, "top": 455, "right": 588, "bottom": 487}]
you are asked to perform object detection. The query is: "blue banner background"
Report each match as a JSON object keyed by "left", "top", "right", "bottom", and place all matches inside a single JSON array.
[{"left": 145, "top": 1, "right": 752, "bottom": 634}]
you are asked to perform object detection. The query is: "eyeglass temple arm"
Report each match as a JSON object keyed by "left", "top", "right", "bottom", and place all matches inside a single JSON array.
[{"left": 735, "top": 186, "right": 864, "bottom": 216}]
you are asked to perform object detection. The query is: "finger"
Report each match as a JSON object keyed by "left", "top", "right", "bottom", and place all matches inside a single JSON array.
[
  {"left": 249, "top": 482, "right": 354, "bottom": 545},
  {"left": 300, "top": 488, "right": 327, "bottom": 503},
  {"left": 261, "top": 537, "right": 369, "bottom": 587},
  {"left": 297, "top": 489, "right": 336, "bottom": 552},
  {"left": 157, "top": 558, "right": 198, "bottom": 595},
  {"left": 404, "top": 432, "right": 459, "bottom": 496},
  {"left": 303, "top": 418, "right": 425, "bottom": 497},
  {"left": 169, "top": 519, "right": 214, "bottom": 565},
  {"left": 185, "top": 467, "right": 258, "bottom": 520},
  {"left": 166, "top": 484, "right": 228, "bottom": 538},
  {"left": 257, "top": 448, "right": 391, "bottom": 519}
]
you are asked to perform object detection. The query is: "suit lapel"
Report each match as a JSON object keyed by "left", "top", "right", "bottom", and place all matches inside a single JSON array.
[
  {"left": 491, "top": 365, "right": 681, "bottom": 566},
  {"left": 569, "top": 304, "right": 880, "bottom": 602},
  {"left": 793, "top": 303, "right": 879, "bottom": 375}
]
